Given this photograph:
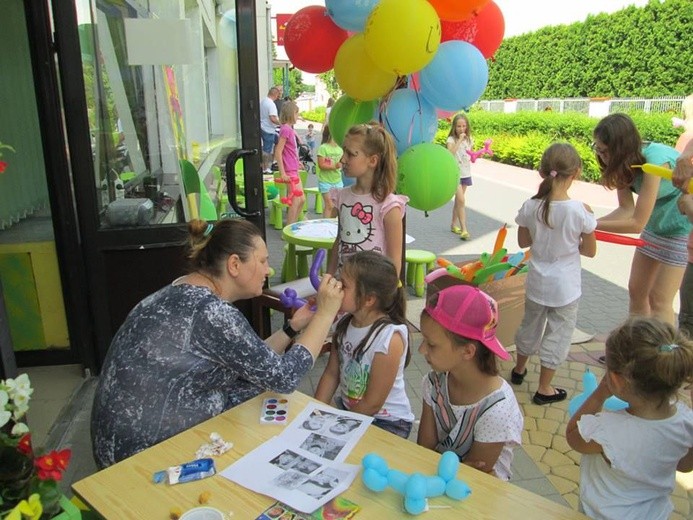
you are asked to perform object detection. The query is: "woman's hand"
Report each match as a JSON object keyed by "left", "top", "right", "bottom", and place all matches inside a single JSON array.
[
  {"left": 315, "top": 274, "right": 344, "bottom": 318},
  {"left": 290, "top": 303, "right": 315, "bottom": 332}
]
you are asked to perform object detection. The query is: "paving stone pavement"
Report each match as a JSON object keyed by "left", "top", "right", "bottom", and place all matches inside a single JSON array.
[{"left": 28, "top": 131, "right": 692, "bottom": 517}]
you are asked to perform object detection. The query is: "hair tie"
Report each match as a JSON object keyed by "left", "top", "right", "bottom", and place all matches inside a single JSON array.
[
  {"left": 203, "top": 223, "right": 214, "bottom": 237},
  {"left": 658, "top": 343, "right": 680, "bottom": 352},
  {"left": 397, "top": 279, "right": 403, "bottom": 288},
  {"left": 549, "top": 170, "right": 558, "bottom": 178}
]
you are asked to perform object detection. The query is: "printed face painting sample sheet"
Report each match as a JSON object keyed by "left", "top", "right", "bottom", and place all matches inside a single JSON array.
[{"left": 220, "top": 403, "right": 372, "bottom": 513}]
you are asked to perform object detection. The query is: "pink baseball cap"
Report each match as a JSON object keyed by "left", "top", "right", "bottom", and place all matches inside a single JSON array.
[{"left": 425, "top": 285, "right": 510, "bottom": 361}]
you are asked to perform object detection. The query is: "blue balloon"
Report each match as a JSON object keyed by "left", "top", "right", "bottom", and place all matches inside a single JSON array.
[
  {"left": 445, "top": 479, "right": 472, "bottom": 501},
  {"left": 425, "top": 476, "right": 446, "bottom": 497},
  {"left": 437, "top": 451, "right": 459, "bottom": 482},
  {"left": 404, "top": 497, "right": 427, "bottom": 515},
  {"left": 325, "top": 0, "right": 379, "bottom": 32},
  {"left": 387, "top": 469, "right": 409, "bottom": 494},
  {"left": 405, "top": 473, "right": 427, "bottom": 500},
  {"left": 363, "top": 467, "right": 389, "bottom": 492},
  {"left": 569, "top": 368, "right": 628, "bottom": 417},
  {"left": 380, "top": 89, "right": 437, "bottom": 155},
  {"left": 420, "top": 41, "right": 489, "bottom": 112}
]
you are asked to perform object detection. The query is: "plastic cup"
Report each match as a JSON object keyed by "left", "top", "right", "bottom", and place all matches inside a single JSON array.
[{"left": 179, "top": 507, "right": 225, "bottom": 520}]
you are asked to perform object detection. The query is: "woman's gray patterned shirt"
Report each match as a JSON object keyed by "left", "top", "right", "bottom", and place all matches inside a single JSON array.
[{"left": 91, "top": 283, "right": 313, "bottom": 468}]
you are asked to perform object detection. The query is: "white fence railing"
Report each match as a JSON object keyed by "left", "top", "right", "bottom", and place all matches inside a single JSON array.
[{"left": 477, "top": 97, "right": 685, "bottom": 117}]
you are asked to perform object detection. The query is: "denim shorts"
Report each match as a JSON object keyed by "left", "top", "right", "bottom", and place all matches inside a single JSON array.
[
  {"left": 261, "top": 129, "right": 277, "bottom": 153},
  {"left": 334, "top": 396, "right": 412, "bottom": 439},
  {"left": 318, "top": 179, "right": 343, "bottom": 194},
  {"left": 460, "top": 176, "right": 473, "bottom": 186}
]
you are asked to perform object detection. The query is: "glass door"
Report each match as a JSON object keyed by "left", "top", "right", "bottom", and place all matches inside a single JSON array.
[{"left": 48, "top": 0, "right": 264, "bottom": 369}]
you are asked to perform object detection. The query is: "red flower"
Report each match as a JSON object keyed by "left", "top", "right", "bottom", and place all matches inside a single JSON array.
[
  {"left": 17, "top": 433, "right": 33, "bottom": 456},
  {"left": 35, "top": 449, "right": 71, "bottom": 481},
  {"left": 0, "top": 161, "right": 7, "bottom": 173}
]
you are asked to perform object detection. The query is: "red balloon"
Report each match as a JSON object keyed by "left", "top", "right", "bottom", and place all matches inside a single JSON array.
[
  {"left": 594, "top": 230, "right": 646, "bottom": 247},
  {"left": 284, "top": 6, "right": 348, "bottom": 73},
  {"left": 428, "top": 0, "right": 490, "bottom": 21},
  {"left": 441, "top": 1, "right": 505, "bottom": 59}
]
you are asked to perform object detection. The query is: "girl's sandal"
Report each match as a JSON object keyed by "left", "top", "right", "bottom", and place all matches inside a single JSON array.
[
  {"left": 532, "top": 388, "right": 568, "bottom": 405},
  {"left": 459, "top": 230, "right": 470, "bottom": 240},
  {"left": 451, "top": 225, "right": 462, "bottom": 235},
  {"left": 510, "top": 368, "right": 527, "bottom": 385}
]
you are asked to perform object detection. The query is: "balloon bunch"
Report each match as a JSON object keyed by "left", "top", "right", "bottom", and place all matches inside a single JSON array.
[
  {"left": 361, "top": 451, "right": 471, "bottom": 515},
  {"left": 279, "top": 249, "right": 326, "bottom": 310},
  {"left": 425, "top": 224, "right": 530, "bottom": 286},
  {"left": 466, "top": 138, "right": 494, "bottom": 163},
  {"left": 282, "top": 0, "right": 506, "bottom": 213},
  {"left": 568, "top": 368, "right": 628, "bottom": 418},
  {"left": 275, "top": 177, "right": 304, "bottom": 205}
]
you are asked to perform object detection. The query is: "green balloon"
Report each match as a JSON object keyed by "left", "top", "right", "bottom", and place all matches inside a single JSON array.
[
  {"left": 265, "top": 184, "right": 279, "bottom": 200},
  {"left": 328, "top": 95, "right": 379, "bottom": 146},
  {"left": 397, "top": 143, "right": 459, "bottom": 212}
]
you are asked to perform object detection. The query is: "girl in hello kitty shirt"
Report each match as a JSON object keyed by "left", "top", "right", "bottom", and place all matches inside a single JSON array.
[{"left": 327, "top": 121, "right": 408, "bottom": 277}]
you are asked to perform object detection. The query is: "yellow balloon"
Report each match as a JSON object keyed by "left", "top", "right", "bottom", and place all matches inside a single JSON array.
[
  {"left": 334, "top": 34, "right": 398, "bottom": 102},
  {"left": 364, "top": 0, "right": 441, "bottom": 76}
]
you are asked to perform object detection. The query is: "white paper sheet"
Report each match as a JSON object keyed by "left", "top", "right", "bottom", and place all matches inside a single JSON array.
[{"left": 220, "top": 403, "right": 372, "bottom": 513}]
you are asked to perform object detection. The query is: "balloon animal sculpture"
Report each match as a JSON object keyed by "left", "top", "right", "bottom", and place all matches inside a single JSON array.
[
  {"left": 361, "top": 451, "right": 471, "bottom": 515},
  {"left": 279, "top": 248, "right": 326, "bottom": 310},
  {"left": 568, "top": 368, "right": 628, "bottom": 418}
]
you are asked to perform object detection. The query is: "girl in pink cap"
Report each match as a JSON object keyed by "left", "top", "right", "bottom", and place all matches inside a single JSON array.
[{"left": 417, "top": 285, "right": 524, "bottom": 480}]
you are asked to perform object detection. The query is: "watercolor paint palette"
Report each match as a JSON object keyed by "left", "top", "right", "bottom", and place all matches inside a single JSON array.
[{"left": 260, "top": 397, "right": 289, "bottom": 425}]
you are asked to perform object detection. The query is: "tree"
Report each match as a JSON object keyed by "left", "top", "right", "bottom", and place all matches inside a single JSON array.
[
  {"left": 318, "top": 70, "right": 341, "bottom": 99},
  {"left": 273, "top": 66, "right": 306, "bottom": 99}
]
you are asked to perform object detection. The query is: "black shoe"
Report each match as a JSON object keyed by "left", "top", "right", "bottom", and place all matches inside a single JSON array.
[
  {"left": 510, "top": 368, "right": 527, "bottom": 385},
  {"left": 598, "top": 355, "right": 606, "bottom": 364},
  {"left": 533, "top": 388, "right": 568, "bottom": 405}
]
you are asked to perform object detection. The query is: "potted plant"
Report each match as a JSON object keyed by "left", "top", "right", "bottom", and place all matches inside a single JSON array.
[{"left": 0, "top": 374, "right": 78, "bottom": 519}]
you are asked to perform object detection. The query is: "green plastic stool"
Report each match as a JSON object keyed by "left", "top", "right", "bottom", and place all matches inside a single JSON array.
[
  {"left": 281, "top": 244, "right": 313, "bottom": 282},
  {"left": 406, "top": 249, "right": 437, "bottom": 297},
  {"left": 304, "top": 187, "right": 323, "bottom": 214}
]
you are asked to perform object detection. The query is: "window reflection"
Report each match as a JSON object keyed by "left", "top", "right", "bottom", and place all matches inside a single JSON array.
[{"left": 77, "top": 0, "right": 242, "bottom": 228}]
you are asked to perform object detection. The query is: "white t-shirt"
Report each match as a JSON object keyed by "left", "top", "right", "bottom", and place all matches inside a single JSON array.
[
  {"left": 515, "top": 198, "right": 596, "bottom": 307},
  {"left": 337, "top": 321, "right": 414, "bottom": 424},
  {"left": 422, "top": 374, "right": 523, "bottom": 481},
  {"left": 446, "top": 136, "right": 472, "bottom": 179},
  {"left": 260, "top": 97, "right": 278, "bottom": 133},
  {"left": 577, "top": 403, "right": 693, "bottom": 520}
]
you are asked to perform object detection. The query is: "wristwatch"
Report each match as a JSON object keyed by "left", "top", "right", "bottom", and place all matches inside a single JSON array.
[{"left": 282, "top": 321, "right": 299, "bottom": 339}]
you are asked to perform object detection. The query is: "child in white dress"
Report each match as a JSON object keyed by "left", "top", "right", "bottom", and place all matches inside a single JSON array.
[{"left": 567, "top": 317, "right": 693, "bottom": 519}]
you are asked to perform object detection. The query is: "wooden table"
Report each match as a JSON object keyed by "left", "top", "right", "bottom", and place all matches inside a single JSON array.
[{"left": 73, "top": 392, "right": 588, "bottom": 519}]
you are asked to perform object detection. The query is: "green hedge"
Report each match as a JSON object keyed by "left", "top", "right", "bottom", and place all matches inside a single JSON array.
[
  {"left": 301, "top": 107, "right": 326, "bottom": 123},
  {"left": 435, "top": 112, "right": 682, "bottom": 183},
  {"left": 486, "top": 0, "right": 691, "bottom": 98}
]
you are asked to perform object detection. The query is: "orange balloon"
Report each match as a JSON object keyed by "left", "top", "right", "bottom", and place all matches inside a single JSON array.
[{"left": 428, "top": 0, "right": 491, "bottom": 21}]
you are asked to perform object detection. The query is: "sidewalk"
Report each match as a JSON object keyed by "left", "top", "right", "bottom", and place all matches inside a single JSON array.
[{"left": 27, "top": 153, "right": 692, "bottom": 518}]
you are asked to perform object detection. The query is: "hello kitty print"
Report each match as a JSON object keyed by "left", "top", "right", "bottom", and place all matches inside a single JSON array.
[{"left": 329, "top": 187, "right": 408, "bottom": 271}]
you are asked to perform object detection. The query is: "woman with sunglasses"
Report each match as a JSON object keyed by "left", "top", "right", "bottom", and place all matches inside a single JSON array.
[{"left": 592, "top": 113, "right": 690, "bottom": 326}]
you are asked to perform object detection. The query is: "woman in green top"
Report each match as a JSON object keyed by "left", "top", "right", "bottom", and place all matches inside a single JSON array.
[
  {"left": 316, "top": 125, "right": 344, "bottom": 217},
  {"left": 593, "top": 113, "right": 691, "bottom": 325}
]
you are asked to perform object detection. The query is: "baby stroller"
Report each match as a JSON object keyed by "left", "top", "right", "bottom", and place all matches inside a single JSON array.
[
  {"left": 298, "top": 141, "right": 316, "bottom": 175},
  {"left": 270, "top": 137, "right": 316, "bottom": 175}
]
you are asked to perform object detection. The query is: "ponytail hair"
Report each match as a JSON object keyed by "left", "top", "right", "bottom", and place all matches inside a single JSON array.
[
  {"left": 605, "top": 317, "right": 693, "bottom": 407},
  {"left": 345, "top": 121, "right": 397, "bottom": 202},
  {"left": 187, "top": 219, "right": 261, "bottom": 277},
  {"left": 532, "top": 142, "right": 582, "bottom": 227},
  {"left": 333, "top": 251, "right": 410, "bottom": 367}
]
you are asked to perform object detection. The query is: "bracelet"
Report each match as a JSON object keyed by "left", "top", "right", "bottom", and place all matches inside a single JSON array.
[{"left": 282, "top": 321, "right": 299, "bottom": 339}]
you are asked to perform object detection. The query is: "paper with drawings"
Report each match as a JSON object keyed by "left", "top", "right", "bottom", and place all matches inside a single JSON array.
[{"left": 220, "top": 402, "right": 372, "bottom": 513}]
